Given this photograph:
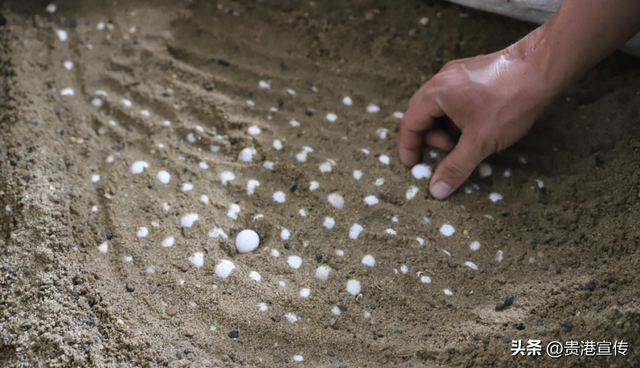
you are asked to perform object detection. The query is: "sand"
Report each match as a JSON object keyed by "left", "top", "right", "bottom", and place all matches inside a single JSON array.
[{"left": 1, "top": 0, "right": 640, "bottom": 367}]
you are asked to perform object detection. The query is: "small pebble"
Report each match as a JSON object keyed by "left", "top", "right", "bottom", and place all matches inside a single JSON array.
[
  {"left": 165, "top": 306, "right": 178, "bottom": 316},
  {"left": 228, "top": 330, "right": 239, "bottom": 338},
  {"left": 125, "top": 283, "right": 135, "bottom": 292}
]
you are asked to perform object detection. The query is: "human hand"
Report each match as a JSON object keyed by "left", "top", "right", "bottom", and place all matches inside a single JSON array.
[
  {"left": 398, "top": 44, "right": 557, "bottom": 199},
  {"left": 400, "top": 0, "right": 640, "bottom": 200}
]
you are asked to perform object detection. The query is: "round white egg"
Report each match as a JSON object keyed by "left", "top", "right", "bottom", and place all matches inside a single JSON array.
[{"left": 235, "top": 229, "right": 260, "bottom": 253}]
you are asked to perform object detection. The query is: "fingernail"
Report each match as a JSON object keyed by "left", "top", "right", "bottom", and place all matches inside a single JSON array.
[{"left": 431, "top": 181, "right": 451, "bottom": 199}]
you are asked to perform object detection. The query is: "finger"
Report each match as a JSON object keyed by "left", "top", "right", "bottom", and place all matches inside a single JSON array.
[
  {"left": 424, "top": 130, "right": 456, "bottom": 151},
  {"left": 398, "top": 96, "right": 444, "bottom": 167},
  {"left": 429, "top": 133, "right": 487, "bottom": 199}
]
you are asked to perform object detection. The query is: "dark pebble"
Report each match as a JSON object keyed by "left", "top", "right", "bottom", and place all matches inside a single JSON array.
[
  {"left": 112, "top": 145, "right": 123, "bottom": 151},
  {"left": 561, "top": 321, "right": 573, "bottom": 329},
  {"left": 66, "top": 161, "right": 74, "bottom": 168},
  {"left": 326, "top": 352, "right": 335, "bottom": 357},
  {"left": 370, "top": 304, "right": 376, "bottom": 310},
  {"left": 284, "top": 243, "right": 291, "bottom": 250},
  {"left": 106, "top": 233, "right": 113, "bottom": 240},
  {"left": 584, "top": 280, "right": 597, "bottom": 291},
  {"left": 10, "top": 158, "right": 17, "bottom": 166},
  {"left": 218, "top": 59, "right": 231, "bottom": 67},
  {"left": 305, "top": 107, "right": 315, "bottom": 116},
  {"left": 125, "top": 127, "right": 134, "bottom": 132},
  {"left": 447, "top": 262, "right": 457, "bottom": 268},
  {"left": 228, "top": 330, "right": 239, "bottom": 339},
  {"left": 92, "top": 337, "right": 98, "bottom": 343},
  {"left": 289, "top": 183, "right": 298, "bottom": 192},
  {"left": 515, "top": 323, "right": 525, "bottom": 330},
  {"left": 184, "top": 349, "right": 194, "bottom": 354},
  {"left": 338, "top": 304, "right": 348, "bottom": 312},
  {"left": 284, "top": 359, "right": 289, "bottom": 363},
  {"left": 126, "top": 283, "right": 135, "bottom": 292},
  {"left": 162, "top": 92, "right": 171, "bottom": 97},
  {"left": 495, "top": 301, "right": 505, "bottom": 311},
  {"left": 504, "top": 296, "right": 515, "bottom": 306}
]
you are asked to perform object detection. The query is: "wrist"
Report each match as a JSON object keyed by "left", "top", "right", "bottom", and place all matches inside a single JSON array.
[{"left": 504, "top": 25, "right": 567, "bottom": 104}]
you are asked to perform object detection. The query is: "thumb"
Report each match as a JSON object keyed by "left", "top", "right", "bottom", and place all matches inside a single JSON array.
[{"left": 430, "top": 134, "right": 487, "bottom": 199}]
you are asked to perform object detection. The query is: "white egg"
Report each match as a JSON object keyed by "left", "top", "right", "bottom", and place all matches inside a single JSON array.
[
  {"left": 157, "top": 170, "right": 170, "bottom": 184},
  {"left": 131, "top": 161, "right": 149, "bottom": 174},
  {"left": 364, "top": 195, "right": 378, "bottom": 205},
  {"left": 439, "top": 224, "right": 455, "bottom": 236},
  {"left": 181, "top": 214, "right": 199, "bottom": 227},
  {"left": 287, "top": 255, "right": 302, "bottom": 269},
  {"left": 411, "top": 164, "right": 432, "bottom": 179},
  {"left": 316, "top": 265, "right": 331, "bottom": 280},
  {"left": 162, "top": 237, "right": 174, "bottom": 247},
  {"left": 189, "top": 252, "right": 204, "bottom": 267},
  {"left": 406, "top": 186, "right": 419, "bottom": 200},
  {"left": 366, "top": 104, "right": 380, "bottom": 113},
  {"left": 249, "top": 271, "right": 261, "bottom": 281},
  {"left": 235, "top": 229, "right": 260, "bottom": 253},
  {"left": 247, "top": 179, "right": 260, "bottom": 195},
  {"left": 137, "top": 227, "right": 148, "bottom": 237},
  {"left": 215, "top": 260, "right": 235, "bottom": 278},
  {"left": 273, "top": 191, "right": 286, "bottom": 203},
  {"left": 361, "top": 255, "right": 375, "bottom": 267},
  {"left": 349, "top": 224, "right": 363, "bottom": 239},
  {"left": 327, "top": 193, "right": 345, "bottom": 209},
  {"left": 489, "top": 193, "right": 503, "bottom": 202},
  {"left": 346, "top": 280, "right": 361, "bottom": 295}
]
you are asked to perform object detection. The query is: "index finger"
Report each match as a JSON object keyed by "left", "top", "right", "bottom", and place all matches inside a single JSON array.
[{"left": 398, "top": 91, "right": 444, "bottom": 167}]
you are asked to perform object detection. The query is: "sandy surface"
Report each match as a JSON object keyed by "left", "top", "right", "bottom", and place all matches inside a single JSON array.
[{"left": 1, "top": 1, "right": 640, "bottom": 367}]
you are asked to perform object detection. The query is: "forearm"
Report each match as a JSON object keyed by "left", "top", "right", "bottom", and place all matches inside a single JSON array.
[{"left": 509, "top": 0, "right": 640, "bottom": 95}]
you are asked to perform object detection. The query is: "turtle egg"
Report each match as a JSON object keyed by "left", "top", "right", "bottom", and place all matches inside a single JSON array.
[{"left": 236, "top": 229, "right": 260, "bottom": 253}]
